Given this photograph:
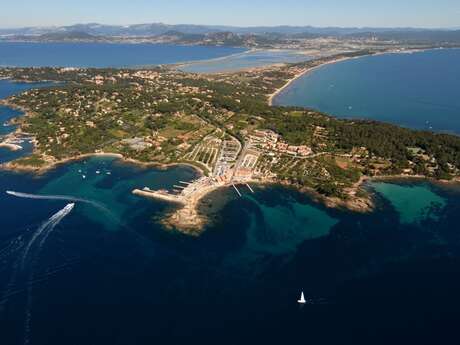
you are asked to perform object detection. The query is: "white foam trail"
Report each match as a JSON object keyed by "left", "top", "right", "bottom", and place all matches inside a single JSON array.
[
  {"left": 20, "top": 204, "right": 74, "bottom": 270},
  {"left": 21, "top": 203, "right": 74, "bottom": 345},
  {"left": 38, "top": 206, "right": 73, "bottom": 250},
  {"left": 6, "top": 191, "right": 108, "bottom": 212},
  {"left": 6, "top": 191, "right": 121, "bottom": 226}
]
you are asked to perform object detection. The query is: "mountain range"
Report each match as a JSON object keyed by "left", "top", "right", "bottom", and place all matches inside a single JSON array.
[
  {"left": 0, "top": 23, "right": 458, "bottom": 37},
  {"left": 1, "top": 23, "right": 459, "bottom": 45}
]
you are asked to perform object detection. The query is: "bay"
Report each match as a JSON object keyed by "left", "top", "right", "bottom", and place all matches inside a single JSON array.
[{"left": 274, "top": 49, "right": 460, "bottom": 135}]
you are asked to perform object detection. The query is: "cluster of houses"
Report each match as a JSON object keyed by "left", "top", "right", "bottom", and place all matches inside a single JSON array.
[{"left": 250, "top": 129, "right": 312, "bottom": 157}]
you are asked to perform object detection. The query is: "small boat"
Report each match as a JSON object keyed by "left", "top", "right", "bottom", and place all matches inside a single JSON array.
[
  {"left": 64, "top": 203, "right": 75, "bottom": 212},
  {"left": 96, "top": 170, "right": 101, "bottom": 174},
  {"left": 82, "top": 175, "right": 86, "bottom": 179},
  {"left": 298, "top": 291, "right": 306, "bottom": 304}
]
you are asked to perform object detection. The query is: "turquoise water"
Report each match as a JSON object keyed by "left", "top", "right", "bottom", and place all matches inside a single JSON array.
[
  {"left": 274, "top": 49, "right": 460, "bottom": 135},
  {"left": 371, "top": 182, "right": 447, "bottom": 224},
  {"left": 242, "top": 194, "right": 338, "bottom": 255},
  {"left": 0, "top": 42, "right": 245, "bottom": 68},
  {"left": 180, "top": 49, "right": 312, "bottom": 73},
  {"left": 1, "top": 53, "right": 460, "bottom": 344}
]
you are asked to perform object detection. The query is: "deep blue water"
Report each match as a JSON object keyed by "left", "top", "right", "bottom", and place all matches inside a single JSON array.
[
  {"left": 0, "top": 42, "right": 245, "bottom": 68},
  {"left": 0, "top": 159, "right": 459, "bottom": 345},
  {"left": 274, "top": 49, "right": 460, "bottom": 135},
  {"left": 1, "top": 53, "right": 460, "bottom": 345}
]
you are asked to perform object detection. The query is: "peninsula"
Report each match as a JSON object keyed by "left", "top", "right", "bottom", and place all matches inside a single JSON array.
[{"left": 1, "top": 50, "right": 460, "bottom": 234}]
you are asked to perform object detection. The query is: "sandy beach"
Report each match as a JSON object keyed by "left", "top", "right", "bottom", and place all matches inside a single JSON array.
[
  {"left": 267, "top": 48, "right": 432, "bottom": 106},
  {"left": 267, "top": 56, "right": 362, "bottom": 106}
]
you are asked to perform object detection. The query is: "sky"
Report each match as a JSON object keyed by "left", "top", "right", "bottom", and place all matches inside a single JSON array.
[{"left": 1, "top": 0, "right": 459, "bottom": 28}]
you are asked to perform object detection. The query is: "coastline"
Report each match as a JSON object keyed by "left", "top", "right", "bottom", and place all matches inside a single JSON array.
[
  {"left": 172, "top": 48, "right": 256, "bottom": 71},
  {"left": 0, "top": 151, "right": 207, "bottom": 176},
  {"left": 133, "top": 183, "right": 226, "bottom": 236},
  {"left": 0, "top": 101, "right": 208, "bottom": 176},
  {"left": 267, "top": 56, "right": 362, "bottom": 106},
  {"left": 267, "top": 47, "right": 433, "bottom": 106},
  {"left": 175, "top": 48, "right": 312, "bottom": 75},
  {"left": 3, "top": 142, "right": 458, "bottom": 235},
  {"left": 2, "top": 47, "right": 459, "bottom": 236}
]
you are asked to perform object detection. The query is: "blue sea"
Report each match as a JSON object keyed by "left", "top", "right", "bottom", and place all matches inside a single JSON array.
[
  {"left": 274, "top": 49, "right": 460, "bottom": 135},
  {"left": 0, "top": 42, "right": 245, "bottom": 68},
  {"left": 1, "top": 49, "right": 460, "bottom": 345}
]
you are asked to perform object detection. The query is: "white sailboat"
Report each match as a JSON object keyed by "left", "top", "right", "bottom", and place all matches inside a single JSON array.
[{"left": 298, "top": 291, "right": 306, "bottom": 304}]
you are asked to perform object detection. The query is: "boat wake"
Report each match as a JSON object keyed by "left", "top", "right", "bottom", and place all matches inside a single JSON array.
[
  {"left": 20, "top": 203, "right": 75, "bottom": 270},
  {"left": 21, "top": 203, "right": 74, "bottom": 345},
  {"left": 6, "top": 190, "right": 109, "bottom": 213},
  {"left": 6, "top": 190, "right": 127, "bottom": 230}
]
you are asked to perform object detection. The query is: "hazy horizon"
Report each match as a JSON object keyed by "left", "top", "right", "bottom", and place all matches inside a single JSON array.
[
  {"left": 1, "top": 22, "right": 459, "bottom": 30},
  {"left": 1, "top": 0, "right": 459, "bottom": 29}
]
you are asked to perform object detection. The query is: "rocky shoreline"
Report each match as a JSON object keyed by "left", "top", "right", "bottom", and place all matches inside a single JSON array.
[
  {"left": 3, "top": 139, "right": 458, "bottom": 235},
  {"left": 1, "top": 52, "right": 459, "bottom": 235}
]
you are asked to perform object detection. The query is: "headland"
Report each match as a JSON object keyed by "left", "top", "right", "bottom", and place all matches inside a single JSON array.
[{"left": 1, "top": 49, "right": 460, "bottom": 235}]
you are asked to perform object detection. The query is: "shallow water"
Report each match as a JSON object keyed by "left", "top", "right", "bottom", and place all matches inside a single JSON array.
[
  {"left": 180, "top": 49, "right": 312, "bottom": 73},
  {"left": 371, "top": 181, "right": 447, "bottom": 224}
]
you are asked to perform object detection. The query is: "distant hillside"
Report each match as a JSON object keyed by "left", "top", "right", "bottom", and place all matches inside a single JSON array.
[
  {"left": 1, "top": 23, "right": 458, "bottom": 38},
  {"left": 159, "top": 30, "right": 205, "bottom": 42},
  {"left": 39, "top": 31, "right": 100, "bottom": 40},
  {"left": 0, "top": 23, "right": 224, "bottom": 37},
  {"left": 5, "top": 31, "right": 107, "bottom": 42},
  {"left": 1, "top": 23, "right": 460, "bottom": 46}
]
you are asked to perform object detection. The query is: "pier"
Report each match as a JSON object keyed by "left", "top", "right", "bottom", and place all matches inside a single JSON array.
[
  {"left": 0, "top": 142, "right": 23, "bottom": 151},
  {"left": 133, "top": 189, "right": 185, "bottom": 205},
  {"left": 232, "top": 184, "right": 242, "bottom": 197},
  {"left": 246, "top": 184, "right": 254, "bottom": 193}
]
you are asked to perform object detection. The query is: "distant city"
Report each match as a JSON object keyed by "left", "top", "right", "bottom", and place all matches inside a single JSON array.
[{"left": 1, "top": 23, "right": 459, "bottom": 48}]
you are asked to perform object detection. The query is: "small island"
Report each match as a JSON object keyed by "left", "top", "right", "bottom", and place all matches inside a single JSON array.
[{"left": 1, "top": 50, "right": 460, "bottom": 234}]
